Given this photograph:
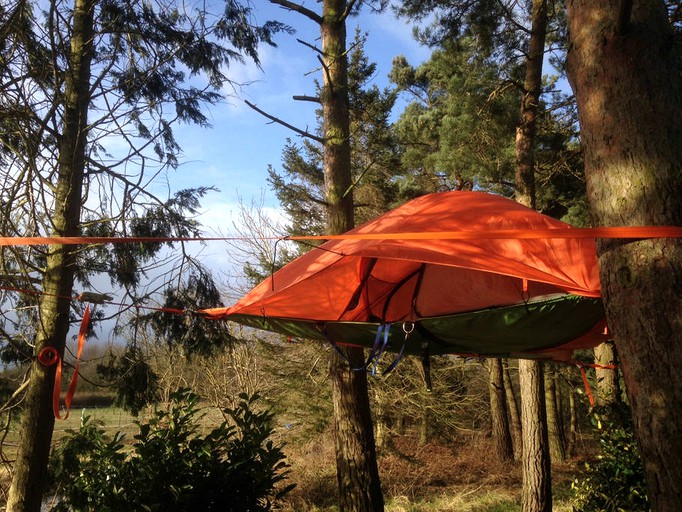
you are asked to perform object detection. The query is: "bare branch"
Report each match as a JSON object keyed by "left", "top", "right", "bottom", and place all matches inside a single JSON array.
[
  {"left": 270, "top": 0, "right": 323, "bottom": 25},
  {"left": 244, "top": 100, "right": 325, "bottom": 143},
  {"left": 293, "top": 95, "right": 320, "bottom": 103},
  {"left": 317, "top": 54, "right": 334, "bottom": 97},
  {"left": 296, "top": 37, "right": 323, "bottom": 55}
]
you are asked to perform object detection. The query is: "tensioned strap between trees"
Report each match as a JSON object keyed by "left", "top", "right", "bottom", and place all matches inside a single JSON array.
[{"left": 0, "top": 226, "right": 680, "bottom": 246}]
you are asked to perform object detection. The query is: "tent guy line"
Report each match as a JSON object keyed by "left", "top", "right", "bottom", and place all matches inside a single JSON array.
[{"left": 0, "top": 225, "right": 680, "bottom": 246}]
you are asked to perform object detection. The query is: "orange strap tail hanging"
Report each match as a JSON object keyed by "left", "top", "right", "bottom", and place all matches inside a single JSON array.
[
  {"left": 37, "top": 305, "right": 90, "bottom": 420},
  {"left": 579, "top": 365, "right": 596, "bottom": 408}
]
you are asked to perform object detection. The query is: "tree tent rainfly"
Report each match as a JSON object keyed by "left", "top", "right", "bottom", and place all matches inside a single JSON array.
[{"left": 201, "top": 191, "right": 609, "bottom": 363}]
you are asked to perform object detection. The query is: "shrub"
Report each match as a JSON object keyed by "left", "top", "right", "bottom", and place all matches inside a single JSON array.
[
  {"left": 48, "top": 389, "right": 294, "bottom": 511},
  {"left": 572, "top": 403, "right": 649, "bottom": 512}
]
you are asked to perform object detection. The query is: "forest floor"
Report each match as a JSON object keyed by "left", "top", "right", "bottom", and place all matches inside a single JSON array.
[{"left": 280, "top": 431, "right": 588, "bottom": 511}]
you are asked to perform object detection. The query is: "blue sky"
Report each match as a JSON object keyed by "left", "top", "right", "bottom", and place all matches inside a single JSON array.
[{"left": 165, "top": 4, "right": 430, "bottom": 246}]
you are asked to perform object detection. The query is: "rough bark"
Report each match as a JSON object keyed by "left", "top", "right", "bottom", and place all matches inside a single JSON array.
[
  {"left": 544, "top": 364, "right": 566, "bottom": 462},
  {"left": 331, "top": 350, "right": 384, "bottom": 512},
  {"left": 503, "top": 362, "right": 522, "bottom": 459},
  {"left": 489, "top": 358, "right": 514, "bottom": 462},
  {"left": 514, "top": 0, "right": 547, "bottom": 209},
  {"left": 594, "top": 341, "right": 620, "bottom": 406},
  {"left": 6, "top": 0, "right": 95, "bottom": 509},
  {"left": 566, "top": 2, "right": 682, "bottom": 509},
  {"left": 519, "top": 359, "right": 552, "bottom": 512},
  {"left": 321, "top": 1, "right": 383, "bottom": 510}
]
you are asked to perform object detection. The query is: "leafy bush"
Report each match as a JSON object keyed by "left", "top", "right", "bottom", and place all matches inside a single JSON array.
[
  {"left": 48, "top": 389, "right": 294, "bottom": 511},
  {"left": 572, "top": 404, "right": 649, "bottom": 512}
]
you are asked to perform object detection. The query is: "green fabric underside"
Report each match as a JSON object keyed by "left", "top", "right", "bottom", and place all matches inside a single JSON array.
[{"left": 228, "top": 295, "right": 604, "bottom": 357}]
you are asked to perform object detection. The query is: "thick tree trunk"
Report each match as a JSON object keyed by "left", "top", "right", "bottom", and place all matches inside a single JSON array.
[
  {"left": 519, "top": 359, "right": 552, "bottom": 512},
  {"left": 503, "top": 362, "right": 522, "bottom": 459},
  {"left": 489, "top": 358, "right": 514, "bottom": 462},
  {"left": 566, "top": 2, "right": 682, "bottom": 510},
  {"left": 593, "top": 342, "right": 620, "bottom": 406},
  {"left": 544, "top": 364, "right": 566, "bottom": 462},
  {"left": 7, "top": 1, "right": 94, "bottom": 510},
  {"left": 321, "top": 2, "right": 383, "bottom": 510},
  {"left": 331, "top": 350, "right": 384, "bottom": 511}
]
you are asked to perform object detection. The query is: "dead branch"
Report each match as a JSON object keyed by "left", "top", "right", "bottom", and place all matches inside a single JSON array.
[
  {"left": 270, "top": 0, "right": 323, "bottom": 25},
  {"left": 293, "top": 95, "right": 320, "bottom": 103},
  {"left": 244, "top": 100, "right": 325, "bottom": 143}
]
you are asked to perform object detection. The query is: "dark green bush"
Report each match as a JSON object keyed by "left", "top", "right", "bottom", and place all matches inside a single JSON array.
[
  {"left": 48, "top": 389, "right": 294, "bottom": 511},
  {"left": 572, "top": 403, "right": 649, "bottom": 512}
]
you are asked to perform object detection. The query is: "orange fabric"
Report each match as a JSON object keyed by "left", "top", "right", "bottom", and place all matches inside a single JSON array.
[{"left": 202, "top": 192, "right": 607, "bottom": 323}]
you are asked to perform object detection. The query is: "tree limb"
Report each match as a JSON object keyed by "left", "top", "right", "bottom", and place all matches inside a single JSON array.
[
  {"left": 297, "top": 38, "right": 323, "bottom": 55},
  {"left": 293, "top": 95, "right": 320, "bottom": 103},
  {"left": 270, "top": 0, "right": 323, "bottom": 25},
  {"left": 317, "top": 54, "right": 334, "bottom": 97},
  {"left": 244, "top": 100, "right": 325, "bottom": 143},
  {"left": 341, "top": 0, "right": 360, "bottom": 21}
]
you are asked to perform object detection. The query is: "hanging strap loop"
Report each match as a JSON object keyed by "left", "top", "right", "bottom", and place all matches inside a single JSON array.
[{"left": 37, "top": 305, "right": 90, "bottom": 420}]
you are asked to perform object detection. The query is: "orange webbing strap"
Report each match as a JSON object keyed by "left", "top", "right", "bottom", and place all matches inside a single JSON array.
[
  {"left": 573, "top": 360, "right": 618, "bottom": 408},
  {"left": 0, "top": 225, "right": 680, "bottom": 246},
  {"left": 37, "top": 305, "right": 90, "bottom": 420},
  {"left": 579, "top": 366, "right": 596, "bottom": 408},
  {"left": 295, "top": 226, "right": 682, "bottom": 241}
]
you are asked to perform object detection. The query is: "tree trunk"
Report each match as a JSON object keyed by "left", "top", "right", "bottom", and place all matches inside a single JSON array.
[
  {"left": 503, "top": 362, "right": 522, "bottom": 459},
  {"left": 321, "top": 1, "right": 383, "bottom": 510},
  {"left": 514, "top": 0, "right": 548, "bottom": 210},
  {"left": 566, "top": 2, "right": 682, "bottom": 509},
  {"left": 520, "top": 359, "right": 552, "bottom": 512},
  {"left": 593, "top": 342, "right": 620, "bottom": 406},
  {"left": 514, "top": 2, "right": 551, "bottom": 510},
  {"left": 489, "top": 358, "right": 514, "bottom": 462},
  {"left": 544, "top": 364, "right": 566, "bottom": 462},
  {"left": 567, "top": 389, "right": 577, "bottom": 456},
  {"left": 7, "top": 1, "right": 95, "bottom": 510},
  {"left": 331, "top": 350, "right": 384, "bottom": 512}
]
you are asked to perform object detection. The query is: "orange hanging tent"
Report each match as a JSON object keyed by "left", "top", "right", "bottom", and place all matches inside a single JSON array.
[{"left": 202, "top": 191, "right": 609, "bottom": 361}]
